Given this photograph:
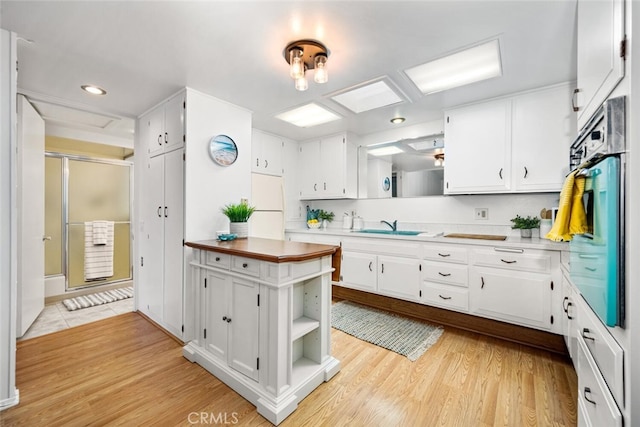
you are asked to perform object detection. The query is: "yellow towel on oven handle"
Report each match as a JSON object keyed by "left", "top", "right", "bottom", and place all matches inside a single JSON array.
[{"left": 545, "top": 170, "right": 588, "bottom": 241}]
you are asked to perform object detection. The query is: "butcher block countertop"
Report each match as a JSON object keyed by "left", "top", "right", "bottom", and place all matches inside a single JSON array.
[{"left": 185, "top": 237, "right": 339, "bottom": 263}]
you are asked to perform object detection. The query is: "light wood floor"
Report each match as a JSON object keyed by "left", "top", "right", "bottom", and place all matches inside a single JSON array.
[{"left": 1, "top": 311, "right": 577, "bottom": 427}]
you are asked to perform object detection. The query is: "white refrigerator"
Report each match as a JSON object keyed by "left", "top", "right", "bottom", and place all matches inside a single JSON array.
[{"left": 250, "top": 173, "right": 285, "bottom": 240}]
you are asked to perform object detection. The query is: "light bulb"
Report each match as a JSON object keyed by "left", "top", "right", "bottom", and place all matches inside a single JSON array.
[
  {"left": 289, "top": 48, "right": 304, "bottom": 80},
  {"left": 295, "top": 76, "right": 308, "bottom": 91},
  {"left": 314, "top": 54, "right": 328, "bottom": 84}
]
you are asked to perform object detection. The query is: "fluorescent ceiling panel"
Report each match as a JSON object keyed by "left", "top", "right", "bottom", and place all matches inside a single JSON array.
[
  {"left": 368, "top": 146, "right": 404, "bottom": 156},
  {"left": 275, "top": 103, "right": 341, "bottom": 128},
  {"left": 331, "top": 80, "right": 403, "bottom": 113},
  {"left": 406, "top": 39, "right": 502, "bottom": 94}
]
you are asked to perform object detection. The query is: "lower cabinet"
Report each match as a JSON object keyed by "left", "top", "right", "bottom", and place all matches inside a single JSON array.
[
  {"left": 377, "top": 255, "right": 421, "bottom": 301},
  {"left": 340, "top": 251, "right": 377, "bottom": 292},
  {"left": 203, "top": 270, "right": 259, "bottom": 381}
]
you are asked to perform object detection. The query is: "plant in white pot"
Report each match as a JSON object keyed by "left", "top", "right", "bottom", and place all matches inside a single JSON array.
[
  {"left": 221, "top": 201, "right": 255, "bottom": 239},
  {"left": 510, "top": 215, "right": 541, "bottom": 238}
]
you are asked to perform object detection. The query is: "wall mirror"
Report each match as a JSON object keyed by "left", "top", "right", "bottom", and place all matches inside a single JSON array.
[{"left": 358, "top": 134, "right": 445, "bottom": 198}]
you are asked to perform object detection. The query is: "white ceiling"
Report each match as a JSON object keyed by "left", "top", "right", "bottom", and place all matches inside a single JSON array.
[{"left": 1, "top": 0, "right": 577, "bottom": 143}]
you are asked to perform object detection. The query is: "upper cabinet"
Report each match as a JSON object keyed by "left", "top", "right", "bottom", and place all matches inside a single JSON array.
[
  {"left": 574, "top": 0, "right": 625, "bottom": 130},
  {"left": 142, "top": 92, "right": 185, "bottom": 158},
  {"left": 444, "top": 83, "right": 575, "bottom": 194},
  {"left": 251, "top": 129, "right": 283, "bottom": 176},
  {"left": 298, "top": 133, "right": 358, "bottom": 200}
]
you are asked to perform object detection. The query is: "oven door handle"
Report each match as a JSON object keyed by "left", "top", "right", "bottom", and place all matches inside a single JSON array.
[{"left": 578, "top": 254, "right": 599, "bottom": 259}]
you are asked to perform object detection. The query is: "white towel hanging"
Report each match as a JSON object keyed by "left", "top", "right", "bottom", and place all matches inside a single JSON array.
[{"left": 84, "top": 221, "right": 115, "bottom": 281}]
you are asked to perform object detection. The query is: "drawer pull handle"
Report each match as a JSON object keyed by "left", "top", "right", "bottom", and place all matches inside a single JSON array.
[
  {"left": 438, "top": 272, "right": 451, "bottom": 277},
  {"left": 579, "top": 254, "right": 599, "bottom": 259},
  {"left": 481, "top": 277, "right": 485, "bottom": 289},
  {"left": 585, "top": 266, "right": 597, "bottom": 272},
  {"left": 500, "top": 259, "right": 517, "bottom": 264},
  {"left": 582, "top": 328, "right": 595, "bottom": 341},
  {"left": 567, "top": 302, "right": 573, "bottom": 320},
  {"left": 215, "top": 257, "right": 221, "bottom": 262},
  {"left": 381, "top": 264, "right": 384, "bottom": 274},
  {"left": 583, "top": 387, "right": 596, "bottom": 405},
  {"left": 494, "top": 247, "right": 524, "bottom": 254},
  {"left": 438, "top": 253, "right": 451, "bottom": 257},
  {"left": 438, "top": 294, "right": 452, "bottom": 300},
  {"left": 368, "top": 261, "right": 373, "bottom": 272},
  {"left": 242, "top": 263, "right": 248, "bottom": 268}
]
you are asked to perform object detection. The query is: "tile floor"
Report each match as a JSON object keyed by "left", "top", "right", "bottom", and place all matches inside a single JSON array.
[{"left": 19, "top": 298, "right": 135, "bottom": 340}]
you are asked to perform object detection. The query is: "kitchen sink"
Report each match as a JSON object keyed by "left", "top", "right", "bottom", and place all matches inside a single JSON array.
[{"left": 356, "top": 229, "right": 422, "bottom": 236}]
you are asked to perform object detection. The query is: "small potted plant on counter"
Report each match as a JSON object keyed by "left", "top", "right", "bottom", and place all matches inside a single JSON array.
[
  {"left": 221, "top": 201, "right": 255, "bottom": 238},
  {"left": 510, "top": 215, "right": 541, "bottom": 238},
  {"left": 318, "top": 210, "right": 335, "bottom": 230}
]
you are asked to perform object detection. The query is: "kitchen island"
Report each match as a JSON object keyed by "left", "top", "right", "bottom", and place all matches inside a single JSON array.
[{"left": 183, "top": 238, "right": 341, "bottom": 425}]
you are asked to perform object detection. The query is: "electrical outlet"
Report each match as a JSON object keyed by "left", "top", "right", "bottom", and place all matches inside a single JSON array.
[
  {"left": 240, "top": 198, "right": 248, "bottom": 205},
  {"left": 474, "top": 208, "right": 488, "bottom": 220}
]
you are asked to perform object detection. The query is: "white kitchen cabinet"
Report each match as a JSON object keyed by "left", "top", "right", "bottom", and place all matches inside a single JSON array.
[
  {"left": 444, "top": 98, "right": 512, "bottom": 193},
  {"left": 575, "top": 0, "right": 624, "bottom": 129},
  {"left": 512, "top": 83, "right": 575, "bottom": 191},
  {"left": 340, "top": 251, "right": 377, "bottom": 292},
  {"left": 561, "top": 269, "right": 578, "bottom": 365},
  {"left": 377, "top": 255, "right": 421, "bottom": 302},
  {"left": 444, "top": 83, "right": 575, "bottom": 194},
  {"left": 421, "top": 243, "right": 469, "bottom": 312},
  {"left": 141, "top": 92, "right": 185, "bottom": 158},
  {"left": 140, "top": 148, "right": 184, "bottom": 338},
  {"left": 283, "top": 139, "right": 303, "bottom": 221},
  {"left": 299, "top": 133, "right": 358, "bottom": 199},
  {"left": 184, "top": 241, "right": 340, "bottom": 425},
  {"left": 203, "top": 270, "right": 260, "bottom": 381},
  {"left": 469, "top": 247, "right": 560, "bottom": 332},
  {"left": 252, "top": 129, "right": 283, "bottom": 176}
]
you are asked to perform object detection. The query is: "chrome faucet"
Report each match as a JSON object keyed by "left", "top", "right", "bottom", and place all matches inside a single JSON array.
[{"left": 381, "top": 220, "right": 397, "bottom": 231}]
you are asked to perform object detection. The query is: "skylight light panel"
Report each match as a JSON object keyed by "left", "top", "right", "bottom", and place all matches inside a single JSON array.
[
  {"left": 275, "top": 103, "right": 341, "bottom": 128},
  {"left": 368, "top": 146, "right": 404, "bottom": 156},
  {"left": 405, "top": 39, "right": 502, "bottom": 95},
  {"left": 331, "top": 80, "right": 403, "bottom": 113}
]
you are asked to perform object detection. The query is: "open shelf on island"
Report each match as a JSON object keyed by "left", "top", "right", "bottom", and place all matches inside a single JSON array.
[{"left": 292, "top": 316, "right": 320, "bottom": 341}]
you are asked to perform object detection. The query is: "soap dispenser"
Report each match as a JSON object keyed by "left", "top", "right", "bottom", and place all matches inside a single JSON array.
[
  {"left": 342, "top": 212, "right": 353, "bottom": 230},
  {"left": 352, "top": 215, "right": 364, "bottom": 231}
]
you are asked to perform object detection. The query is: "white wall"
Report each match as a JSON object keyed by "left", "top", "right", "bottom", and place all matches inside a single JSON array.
[{"left": 0, "top": 28, "right": 19, "bottom": 411}]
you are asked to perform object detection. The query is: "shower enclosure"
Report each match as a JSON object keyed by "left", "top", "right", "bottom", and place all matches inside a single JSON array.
[{"left": 45, "top": 153, "right": 132, "bottom": 290}]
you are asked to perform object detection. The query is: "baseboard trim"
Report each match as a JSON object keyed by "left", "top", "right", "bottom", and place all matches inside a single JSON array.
[
  {"left": 135, "top": 311, "right": 185, "bottom": 346},
  {"left": 0, "top": 388, "right": 19, "bottom": 411},
  {"left": 332, "top": 285, "right": 568, "bottom": 355}
]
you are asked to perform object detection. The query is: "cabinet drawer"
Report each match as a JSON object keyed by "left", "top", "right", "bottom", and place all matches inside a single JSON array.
[
  {"left": 576, "top": 296, "right": 624, "bottom": 407},
  {"left": 423, "top": 244, "right": 468, "bottom": 264},
  {"left": 231, "top": 256, "right": 260, "bottom": 277},
  {"left": 205, "top": 252, "right": 230, "bottom": 269},
  {"left": 422, "top": 261, "right": 468, "bottom": 287},
  {"left": 472, "top": 247, "right": 551, "bottom": 273},
  {"left": 577, "top": 338, "right": 622, "bottom": 427},
  {"left": 422, "top": 282, "right": 468, "bottom": 312}
]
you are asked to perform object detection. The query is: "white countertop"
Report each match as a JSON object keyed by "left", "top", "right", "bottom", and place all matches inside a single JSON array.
[{"left": 286, "top": 227, "right": 569, "bottom": 251}]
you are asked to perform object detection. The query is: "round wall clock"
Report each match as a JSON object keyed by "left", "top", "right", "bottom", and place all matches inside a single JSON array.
[
  {"left": 382, "top": 177, "right": 391, "bottom": 191},
  {"left": 208, "top": 135, "right": 238, "bottom": 166}
]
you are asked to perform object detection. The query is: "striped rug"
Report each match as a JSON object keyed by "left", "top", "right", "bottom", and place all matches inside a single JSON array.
[
  {"left": 331, "top": 300, "right": 444, "bottom": 361},
  {"left": 62, "top": 286, "right": 134, "bottom": 311}
]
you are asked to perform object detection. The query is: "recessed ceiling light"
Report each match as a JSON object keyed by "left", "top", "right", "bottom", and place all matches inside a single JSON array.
[
  {"left": 275, "top": 103, "right": 341, "bottom": 127},
  {"left": 390, "top": 117, "right": 405, "bottom": 124},
  {"left": 368, "top": 146, "right": 404, "bottom": 156},
  {"left": 331, "top": 80, "right": 404, "bottom": 113},
  {"left": 405, "top": 39, "right": 502, "bottom": 95},
  {"left": 81, "top": 84, "right": 107, "bottom": 96}
]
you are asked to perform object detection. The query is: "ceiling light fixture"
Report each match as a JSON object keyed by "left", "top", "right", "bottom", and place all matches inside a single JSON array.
[
  {"left": 284, "top": 39, "right": 329, "bottom": 91},
  {"left": 390, "top": 117, "right": 405, "bottom": 124},
  {"left": 405, "top": 39, "right": 502, "bottom": 95},
  {"left": 434, "top": 153, "right": 445, "bottom": 167},
  {"left": 81, "top": 84, "right": 107, "bottom": 96}
]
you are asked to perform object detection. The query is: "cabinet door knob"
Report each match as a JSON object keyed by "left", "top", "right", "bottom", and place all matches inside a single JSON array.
[
  {"left": 226, "top": 317, "right": 232, "bottom": 323},
  {"left": 157, "top": 206, "right": 162, "bottom": 217},
  {"left": 566, "top": 302, "right": 573, "bottom": 320},
  {"left": 222, "top": 316, "right": 227, "bottom": 321},
  {"left": 165, "top": 132, "right": 168, "bottom": 144},
  {"left": 562, "top": 296, "right": 569, "bottom": 312},
  {"left": 158, "top": 134, "right": 163, "bottom": 146},
  {"left": 215, "top": 257, "right": 221, "bottom": 262},
  {"left": 164, "top": 206, "right": 168, "bottom": 218},
  {"left": 242, "top": 263, "right": 248, "bottom": 268},
  {"left": 314, "top": 183, "right": 317, "bottom": 191}
]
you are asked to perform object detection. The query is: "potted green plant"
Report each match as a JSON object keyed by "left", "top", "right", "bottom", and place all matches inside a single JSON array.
[
  {"left": 317, "top": 210, "right": 335, "bottom": 230},
  {"left": 510, "top": 215, "right": 541, "bottom": 238},
  {"left": 221, "top": 201, "right": 255, "bottom": 238}
]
